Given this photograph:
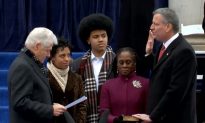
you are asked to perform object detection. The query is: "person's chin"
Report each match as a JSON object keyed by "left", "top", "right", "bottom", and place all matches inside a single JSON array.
[
  {"left": 98, "top": 45, "right": 106, "bottom": 49},
  {"left": 120, "top": 71, "right": 129, "bottom": 76},
  {"left": 97, "top": 47, "right": 106, "bottom": 52},
  {"left": 62, "top": 65, "right": 69, "bottom": 69}
]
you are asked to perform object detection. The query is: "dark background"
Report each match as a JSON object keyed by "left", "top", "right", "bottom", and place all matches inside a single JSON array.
[
  {"left": 0, "top": 0, "right": 168, "bottom": 77},
  {"left": 0, "top": 0, "right": 168, "bottom": 52}
]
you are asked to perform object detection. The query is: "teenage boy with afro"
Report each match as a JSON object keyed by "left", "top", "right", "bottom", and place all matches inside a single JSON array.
[{"left": 71, "top": 13, "right": 115, "bottom": 123}]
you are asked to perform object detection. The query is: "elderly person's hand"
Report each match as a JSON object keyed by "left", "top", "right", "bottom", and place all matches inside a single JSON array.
[{"left": 53, "top": 103, "right": 66, "bottom": 116}]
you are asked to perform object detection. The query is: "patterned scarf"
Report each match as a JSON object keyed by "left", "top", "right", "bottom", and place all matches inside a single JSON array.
[{"left": 78, "top": 46, "right": 115, "bottom": 123}]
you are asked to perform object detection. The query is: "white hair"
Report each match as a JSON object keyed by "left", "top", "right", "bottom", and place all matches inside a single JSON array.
[{"left": 25, "top": 27, "right": 57, "bottom": 48}]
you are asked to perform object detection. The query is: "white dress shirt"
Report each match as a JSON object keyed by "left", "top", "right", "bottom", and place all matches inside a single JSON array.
[
  {"left": 91, "top": 52, "right": 106, "bottom": 91},
  {"left": 163, "top": 33, "right": 179, "bottom": 49}
]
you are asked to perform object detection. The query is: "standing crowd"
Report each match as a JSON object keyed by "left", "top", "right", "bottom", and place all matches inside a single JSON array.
[{"left": 8, "top": 7, "right": 200, "bottom": 123}]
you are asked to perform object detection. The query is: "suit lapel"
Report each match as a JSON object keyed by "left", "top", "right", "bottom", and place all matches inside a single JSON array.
[
  {"left": 33, "top": 64, "right": 53, "bottom": 96},
  {"left": 23, "top": 53, "right": 53, "bottom": 98},
  {"left": 153, "top": 48, "right": 170, "bottom": 70},
  {"left": 153, "top": 34, "right": 182, "bottom": 71}
]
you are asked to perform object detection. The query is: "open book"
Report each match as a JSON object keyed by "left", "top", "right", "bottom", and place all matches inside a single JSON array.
[{"left": 65, "top": 96, "right": 87, "bottom": 109}]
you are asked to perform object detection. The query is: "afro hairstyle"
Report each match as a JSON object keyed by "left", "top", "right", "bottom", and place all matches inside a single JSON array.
[{"left": 78, "top": 13, "right": 113, "bottom": 44}]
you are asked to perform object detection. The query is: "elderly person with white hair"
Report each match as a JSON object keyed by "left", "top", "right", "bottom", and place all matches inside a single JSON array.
[{"left": 8, "top": 27, "right": 67, "bottom": 123}]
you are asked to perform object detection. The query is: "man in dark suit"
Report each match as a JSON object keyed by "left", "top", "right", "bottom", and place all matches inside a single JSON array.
[
  {"left": 8, "top": 27, "right": 66, "bottom": 123},
  {"left": 133, "top": 8, "right": 197, "bottom": 123}
]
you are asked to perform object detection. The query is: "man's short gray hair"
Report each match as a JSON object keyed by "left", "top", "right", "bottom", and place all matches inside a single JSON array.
[
  {"left": 25, "top": 27, "right": 57, "bottom": 48},
  {"left": 153, "top": 8, "right": 180, "bottom": 33}
]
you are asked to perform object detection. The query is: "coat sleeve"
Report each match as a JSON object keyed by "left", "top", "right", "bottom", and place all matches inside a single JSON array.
[
  {"left": 9, "top": 62, "right": 53, "bottom": 120},
  {"left": 100, "top": 82, "right": 117, "bottom": 123}
]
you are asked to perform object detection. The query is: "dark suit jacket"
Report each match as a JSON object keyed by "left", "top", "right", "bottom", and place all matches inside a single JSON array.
[
  {"left": 146, "top": 34, "right": 197, "bottom": 123},
  {"left": 8, "top": 52, "right": 54, "bottom": 123}
]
